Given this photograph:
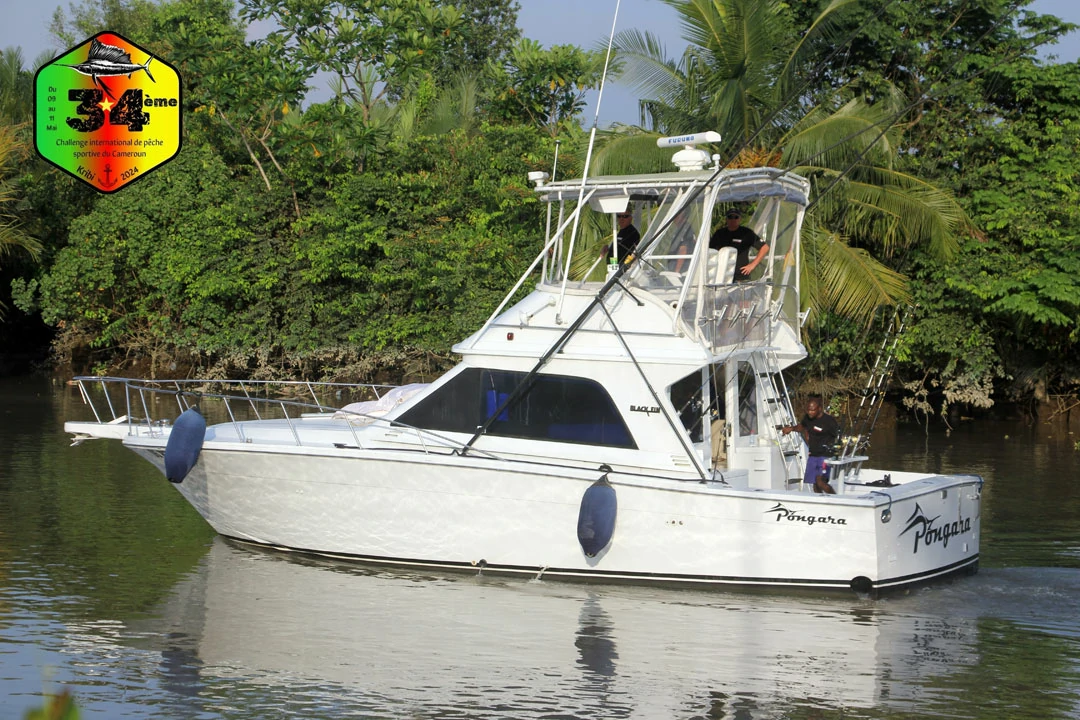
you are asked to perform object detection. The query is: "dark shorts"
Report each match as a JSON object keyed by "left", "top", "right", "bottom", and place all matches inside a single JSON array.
[{"left": 804, "top": 456, "right": 828, "bottom": 485}]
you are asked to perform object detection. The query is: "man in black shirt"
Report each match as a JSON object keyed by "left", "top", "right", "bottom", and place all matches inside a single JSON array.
[
  {"left": 603, "top": 210, "right": 640, "bottom": 263},
  {"left": 782, "top": 396, "right": 840, "bottom": 494},
  {"left": 709, "top": 208, "right": 768, "bottom": 281}
]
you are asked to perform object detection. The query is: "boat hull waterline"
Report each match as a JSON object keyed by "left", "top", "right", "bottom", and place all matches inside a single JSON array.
[{"left": 113, "top": 434, "right": 980, "bottom": 593}]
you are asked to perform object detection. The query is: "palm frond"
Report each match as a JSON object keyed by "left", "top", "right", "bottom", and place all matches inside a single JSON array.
[
  {"left": 779, "top": 98, "right": 901, "bottom": 171},
  {"left": 592, "top": 130, "right": 675, "bottom": 176},
  {"left": 0, "top": 220, "right": 42, "bottom": 261},
  {"left": 802, "top": 223, "right": 910, "bottom": 326},
  {"left": 0, "top": 125, "right": 39, "bottom": 263},
  {"left": 613, "top": 28, "right": 686, "bottom": 96},
  {"left": 837, "top": 168, "right": 969, "bottom": 259}
]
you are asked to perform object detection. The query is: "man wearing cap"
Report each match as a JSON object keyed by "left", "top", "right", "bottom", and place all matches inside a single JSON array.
[
  {"left": 709, "top": 208, "right": 769, "bottom": 281},
  {"left": 601, "top": 209, "right": 640, "bottom": 263}
]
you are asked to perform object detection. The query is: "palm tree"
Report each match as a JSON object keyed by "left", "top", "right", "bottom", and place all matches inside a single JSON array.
[
  {"left": 0, "top": 47, "right": 49, "bottom": 125},
  {"left": 390, "top": 72, "right": 483, "bottom": 141},
  {"left": 598, "top": 0, "right": 972, "bottom": 327}
]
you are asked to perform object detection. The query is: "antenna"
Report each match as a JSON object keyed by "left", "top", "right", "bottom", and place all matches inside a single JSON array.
[
  {"left": 658, "top": 132, "right": 723, "bottom": 171},
  {"left": 556, "top": 0, "right": 622, "bottom": 322},
  {"left": 540, "top": 140, "right": 561, "bottom": 280}
]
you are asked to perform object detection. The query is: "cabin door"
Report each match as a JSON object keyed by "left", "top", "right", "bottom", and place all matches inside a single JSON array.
[
  {"left": 670, "top": 365, "right": 726, "bottom": 469},
  {"left": 708, "top": 363, "right": 726, "bottom": 468}
]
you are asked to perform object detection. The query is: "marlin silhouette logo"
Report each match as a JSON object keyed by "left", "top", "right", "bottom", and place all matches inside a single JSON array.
[
  {"left": 898, "top": 502, "right": 971, "bottom": 554},
  {"left": 60, "top": 38, "right": 156, "bottom": 99}
]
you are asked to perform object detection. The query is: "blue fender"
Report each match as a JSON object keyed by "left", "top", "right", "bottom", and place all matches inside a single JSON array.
[
  {"left": 577, "top": 476, "right": 617, "bottom": 557},
  {"left": 164, "top": 407, "right": 206, "bottom": 483}
]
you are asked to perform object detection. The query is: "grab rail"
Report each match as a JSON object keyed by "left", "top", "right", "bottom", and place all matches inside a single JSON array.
[{"left": 68, "top": 377, "right": 505, "bottom": 461}]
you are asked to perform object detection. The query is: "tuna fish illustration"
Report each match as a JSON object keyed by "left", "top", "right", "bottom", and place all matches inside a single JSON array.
[{"left": 61, "top": 38, "right": 156, "bottom": 99}]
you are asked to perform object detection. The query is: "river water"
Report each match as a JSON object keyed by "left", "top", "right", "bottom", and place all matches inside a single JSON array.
[{"left": 2, "top": 374, "right": 1079, "bottom": 719}]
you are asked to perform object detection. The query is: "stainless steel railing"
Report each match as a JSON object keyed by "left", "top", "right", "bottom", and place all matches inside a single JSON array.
[{"left": 68, "top": 376, "right": 498, "bottom": 457}]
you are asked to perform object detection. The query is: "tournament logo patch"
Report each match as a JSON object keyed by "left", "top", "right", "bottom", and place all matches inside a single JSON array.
[{"left": 34, "top": 32, "right": 182, "bottom": 192}]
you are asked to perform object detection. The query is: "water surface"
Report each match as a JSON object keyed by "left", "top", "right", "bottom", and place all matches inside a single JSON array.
[{"left": 2, "top": 375, "right": 1079, "bottom": 718}]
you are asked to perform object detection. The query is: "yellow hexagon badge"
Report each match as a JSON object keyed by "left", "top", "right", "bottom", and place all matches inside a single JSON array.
[{"left": 34, "top": 32, "right": 182, "bottom": 193}]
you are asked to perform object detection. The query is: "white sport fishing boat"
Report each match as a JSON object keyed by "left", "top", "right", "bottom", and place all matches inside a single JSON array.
[{"left": 65, "top": 133, "right": 981, "bottom": 594}]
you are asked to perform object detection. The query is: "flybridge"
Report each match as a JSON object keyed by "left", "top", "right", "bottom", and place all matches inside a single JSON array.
[{"left": 511, "top": 143, "right": 813, "bottom": 356}]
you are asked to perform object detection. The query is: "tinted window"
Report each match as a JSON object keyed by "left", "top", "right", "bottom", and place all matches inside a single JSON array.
[
  {"left": 671, "top": 370, "right": 704, "bottom": 443},
  {"left": 397, "top": 368, "right": 636, "bottom": 448}
]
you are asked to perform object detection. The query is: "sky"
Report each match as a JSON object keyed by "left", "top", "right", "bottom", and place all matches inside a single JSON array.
[{"left": 3, "top": 0, "right": 1079, "bottom": 127}]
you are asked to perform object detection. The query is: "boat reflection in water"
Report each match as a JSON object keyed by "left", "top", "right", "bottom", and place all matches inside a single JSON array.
[{"left": 147, "top": 539, "right": 980, "bottom": 717}]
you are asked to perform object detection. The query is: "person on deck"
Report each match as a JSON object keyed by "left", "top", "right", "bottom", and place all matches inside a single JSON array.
[
  {"left": 782, "top": 396, "right": 840, "bottom": 494},
  {"left": 709, "top": 208, "right": 768, "bottom": 281},
  {"left": 601, "top": 210, "right": 640, "bottom": 264}
]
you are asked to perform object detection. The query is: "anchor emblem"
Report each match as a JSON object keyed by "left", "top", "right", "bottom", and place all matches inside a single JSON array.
[{"left": 99, "top": 164, "right": 118, "bottom": 189}]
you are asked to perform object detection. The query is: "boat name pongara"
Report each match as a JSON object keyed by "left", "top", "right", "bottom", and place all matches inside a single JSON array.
[
  {"left": 765, "top": 503, "right": 848, "bottom": 527},
  {"left": 901, "top": 504, "right": 974, "bottom": 554}
]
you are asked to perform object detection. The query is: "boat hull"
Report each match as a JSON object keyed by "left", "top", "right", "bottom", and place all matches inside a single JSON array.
[{"left": 127, "top": 439, "right": 981, "bottom": 594}]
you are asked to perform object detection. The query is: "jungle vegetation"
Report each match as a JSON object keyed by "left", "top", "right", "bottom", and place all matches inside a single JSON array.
[{"left": 1, "top": 0, "right": 1077, "bottom": 419}]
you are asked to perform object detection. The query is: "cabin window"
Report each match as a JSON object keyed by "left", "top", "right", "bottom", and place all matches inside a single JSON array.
[
  {"left": 397, "top": 368, "right": 636, "bottom": 448},
  {"left": 671, "top": 370, "right": 705, "bottom": 443},
  {"left": 647, "top": 200, "right": 701, "bottom": 274},
  {"left": 737, "top": 362, "right": 758, "bottom": 437}
]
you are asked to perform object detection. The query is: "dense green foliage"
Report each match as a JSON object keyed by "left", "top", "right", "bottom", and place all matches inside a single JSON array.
[
  {"left": 6, "top": 0, "right": 569, "bottom": 379},
  {"left": 2, "top": 0, "right": 1078, "bottom": 412},
  {"left": 19, "top": 126, "right": 552, "bottom": 377},
  {"left": 906, "top": 60, "right": 1080, "bottom": 406}
]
